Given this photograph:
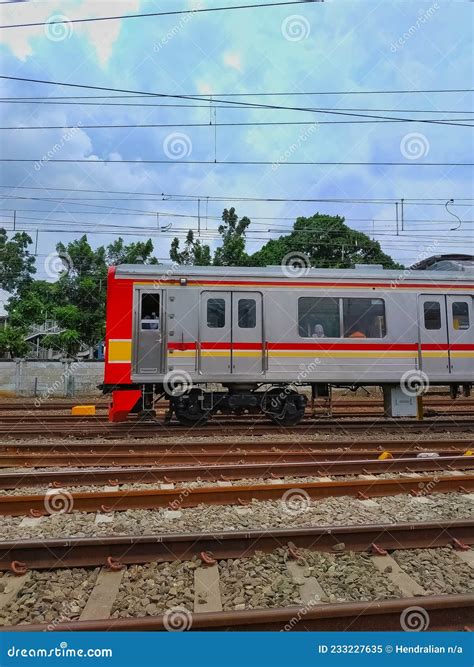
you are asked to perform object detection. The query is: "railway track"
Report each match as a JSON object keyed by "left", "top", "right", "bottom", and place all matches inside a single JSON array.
[
  {"left": 0, "top": 519, "right": 471, "bottom": 570},
  {"left": 3, "top": 595, "right": 471, "bottom": 632},
  {"left": 1, "top": 473, "right": 472, "bottom": 516},
  {"left": 1, "top": 455, "right": 472, "bottom": 489},
  {"left": 0, "top": 417, "right": 473, "bottom": 439},
  {"left": 0, "top": 521, "right": 472, "bottom": 631},
  {"left": 1, "top": 406, "right": 473, "bottom": 426},
  {"left": 3, "top": 435, "right": 471, "bottom": 452},
  {"left": 2, "top": 449, "right": 467, "bottom": 468}
]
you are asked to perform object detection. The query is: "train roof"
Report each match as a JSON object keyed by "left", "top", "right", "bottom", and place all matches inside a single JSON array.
[{"left": 115, "top": 263, "right": 474, "bottom": 282}]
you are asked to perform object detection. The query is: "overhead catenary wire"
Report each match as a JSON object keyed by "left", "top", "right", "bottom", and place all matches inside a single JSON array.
[
  {"left": 2, "top": 158, "right": 472, "bottom": 166},
  {"left": 2, "top": 117, "right": 473, "bottom": 130},
  {"left": 1, "top": 186, "right": 472, "bottom": 205},
  {"left": 1, "top": 75, "right": 472, "bottom": 127},
  {"left": 0, "top": 0, "right": 318, "bottom": 29}
]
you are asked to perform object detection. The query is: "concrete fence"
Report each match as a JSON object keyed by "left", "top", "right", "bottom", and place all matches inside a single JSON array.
[{"left": 0, "top": 359, "right": 104, "bottom": 398}]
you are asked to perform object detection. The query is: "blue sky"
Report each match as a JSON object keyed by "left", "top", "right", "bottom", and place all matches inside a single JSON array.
[{"left": 0, "top": 0, "right": 473, "bottom": 277}]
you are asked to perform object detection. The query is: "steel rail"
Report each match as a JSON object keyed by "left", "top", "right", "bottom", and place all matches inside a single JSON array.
[
  {"left": 2, "top": 408, "right": 473, "bottom": 423},
  {"left": 0, "top": 520, "right": 471, "bottom": 571},
  {"left": 1, "top": 409, "right": 473, "bottom": 425},
  {"left": 0, "top": 449, "right": 465, "bottom": 469},
  {"left": 2, "top": 594, "right": 472, "bottom": 632},
  {"left": 1, "top": 474, "right": 472, "bottom": 516},
  {"left": 0, "top": 418, "right": 473, "bottom": 438},
  {"left": 0, "top": 455, "right": 471, "bottom": 489},
  {"left": 3, "top": 435, "right": 470, "bottom": 452}
]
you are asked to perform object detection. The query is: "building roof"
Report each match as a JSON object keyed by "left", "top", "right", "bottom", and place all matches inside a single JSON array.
[{"left": 410, "top": 254, "right": 474, "bottom": 272}]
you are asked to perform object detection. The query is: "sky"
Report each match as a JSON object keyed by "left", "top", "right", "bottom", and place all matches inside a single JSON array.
[{"left": 0, "top": 0, "right": 473, "bottom": 278}]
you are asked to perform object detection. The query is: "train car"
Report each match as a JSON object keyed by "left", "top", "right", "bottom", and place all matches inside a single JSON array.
[{"left": 102, "top": 263, "right": 473, "bottom": 425}]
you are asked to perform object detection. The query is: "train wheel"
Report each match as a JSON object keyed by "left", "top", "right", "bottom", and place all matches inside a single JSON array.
[
  {"left": 172, "top": 390, "right": 210, "bottom": 426},
  {"left": 262, "top": 388, "right": 306, "bottom": 426}
]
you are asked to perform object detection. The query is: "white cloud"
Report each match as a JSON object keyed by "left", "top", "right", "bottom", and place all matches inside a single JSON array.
[
  {"left": 0, "top": 0, "right": 141, "bottom": 67},
  {"left": 222, "top": 51, "right": 243, "bottom": 73}
]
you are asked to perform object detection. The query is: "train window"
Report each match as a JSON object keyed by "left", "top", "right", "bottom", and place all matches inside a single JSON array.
[
  {"left": 207, "top": 298, "right": 225, "bottom": 328},
  {"left": 140, "top": 293, "right": 160, "bottom": 330},
  {"left": 423, "top": 301, "right": 441, "bottom": 330},
  {"left": 342, "top": 298, "right": 386, "bottom": 338},
  {"left": 238, "top": 299, "right": 256, "bottom": 328},
  {"left": 452, "top": 302, "right": 470, "bottom": 330},
  {"left": 298, "top": 297, "right": 340, "bottom": 338}
]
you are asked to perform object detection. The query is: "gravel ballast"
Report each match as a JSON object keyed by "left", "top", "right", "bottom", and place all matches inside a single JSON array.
[
  {"left": 0, "top": 568, "right": 98, "bottom": 627},
  {"left": 0, "top": 492, "right": 471, "bottom": 541},
  {"left": 393, "top": 547, "right": 474, "bottom": 595}
]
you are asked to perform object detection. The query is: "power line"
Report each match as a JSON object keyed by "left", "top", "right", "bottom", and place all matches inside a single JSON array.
[
  {"left": 1, "top": 75, "right": 472, "bottom": 127},
  {"left": 1, "top": 185, "right": 472, "bottom": 204},
  {"left": 2, "top": 158, "right": 472, "bottom": 166},
  {"left": 4, "top": 209, "right": 474, "bottom": 226},
  {"left": 0, "top": 1, "right": 318, "bottom": 29},
  {"left": 2, "top": 91, "right": 474, "bottom": 101},
  {"left": 2, "top": 117, "right": 472, "bottom": 130}
]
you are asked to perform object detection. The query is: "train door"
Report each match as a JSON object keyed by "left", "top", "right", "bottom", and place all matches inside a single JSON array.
[
  {"left": 134, "top": 289, "right": 163, "bottom": 375},
  {"left": 199, "top": 292, "right": 232, "bottom": 374},
  {"left": 231, "top": 292, "right": 264, "bottom": 375},
  {"left": 418, "top": 295, "right": 450, "bottom": 378},
  {"left": 446, "top": 295, "right": 473, "bottom": 376}
]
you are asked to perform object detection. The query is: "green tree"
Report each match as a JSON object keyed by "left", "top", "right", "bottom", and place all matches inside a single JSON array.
[
  {"left": 249, "top": 214, "right": 403, "bottom": 269},
  {"left": 42, "top": 330, "right": 82, "bottom": 358},
  {"left": 170, "top": 230, "right": 212, "bottom": 266},
  {"left": 106, "top": 238, "right": 160, "bottom": 265},
  {"left": 213, "top": 208, "right": 250, "bottom": 266},
  {"left": 0, "top": 229, "right": 36, "bottom": 293},
  {"left": 0, "top": 326, "right": 28, "bottom": 358}
]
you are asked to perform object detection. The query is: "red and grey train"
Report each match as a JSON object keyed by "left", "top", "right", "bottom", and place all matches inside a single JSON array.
[{"left": 102, "top": 262, "right": 473, "bottom": 425}]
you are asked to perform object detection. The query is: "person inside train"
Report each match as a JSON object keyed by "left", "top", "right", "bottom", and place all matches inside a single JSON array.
[
  {"left": 312, "top": 324, "right": 326, "bottom": 338},
  {"left": 346, "top": 326, "right": 367, "bottom": 338}
]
